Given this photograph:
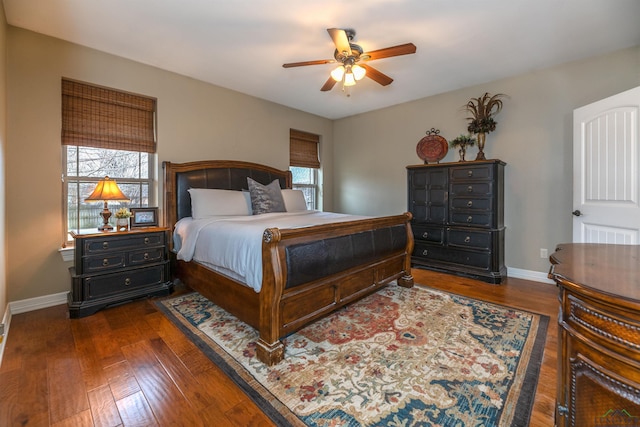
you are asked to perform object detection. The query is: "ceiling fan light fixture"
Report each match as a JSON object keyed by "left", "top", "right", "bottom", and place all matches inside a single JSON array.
[
  {"left": 330, "top": 65, "right": 345, "bottom": 82},
  {"left": 352, "top": 64, "right": 366, "bottom": 81},
  {"left": 343, "top": 71, "right": 356, "bottom": 87}
]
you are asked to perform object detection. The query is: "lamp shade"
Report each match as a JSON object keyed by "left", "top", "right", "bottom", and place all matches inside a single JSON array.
[
  {"left": 330, "top": 65, "right": 345, "bottom": 82},
  {"left": 85, "top": 176, "right": 130, "bottom": 202},
  {"left": 352, "top": 64, "right": 366, "bottom": 81}
]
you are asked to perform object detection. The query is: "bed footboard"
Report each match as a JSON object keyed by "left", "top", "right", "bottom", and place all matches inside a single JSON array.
[{"left": 255, "top": 212, "right": 414, "bottom": 365}]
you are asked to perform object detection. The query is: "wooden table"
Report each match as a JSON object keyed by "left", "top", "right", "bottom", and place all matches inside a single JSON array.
[{"left": 549, "top": 243, "right": 640, "bottom": 426}]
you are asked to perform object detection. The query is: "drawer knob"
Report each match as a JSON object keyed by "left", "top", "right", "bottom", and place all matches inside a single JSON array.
[
  {"left": 464, "top": 236, "right": 471, "bottom": 243},
  {"left": 467, "top": 170, "right": 473, "bottom": 177},
  {"left": 422, "top": 231, "right": 429, "bottom": 238},
  {"left": 467, "top": 186, "right": 473, "bottom": 192},
  {"left": 124, "top": 278, "right": 131, "bottom": 286},
  {"left": 102, "top": 258, "right": 109, "bottom": 266},
  {"left": 144, "top": 237, "right": 150, "bottom": 244},
  {"left": 467, "top": 216, "right": 473, "bottom": 223},
  {"left": 467, "top": 201, "right": 473, "bottom": 207},
  {"left": 422, "top": 249, "right": 428, "bottom": 256},
  {"left": 102, "top": 242, "right": 109, "bottom": 250},
  {"left": 143, "top": 253, "right": 150, "bottom": 260}
]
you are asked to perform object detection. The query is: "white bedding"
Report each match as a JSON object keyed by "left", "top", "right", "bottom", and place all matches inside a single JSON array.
[{"left": 173, "top": 211, "right": 368, "bottom": 292}]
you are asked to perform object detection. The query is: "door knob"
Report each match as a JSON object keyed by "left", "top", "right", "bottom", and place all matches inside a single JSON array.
[{"left": 572, "top": 210, "right": 582, "bottom": 217}]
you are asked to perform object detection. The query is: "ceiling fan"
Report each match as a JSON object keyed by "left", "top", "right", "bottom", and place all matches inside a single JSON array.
[{"left": 283, "top": 28, "right": 416, "bottom": 93}]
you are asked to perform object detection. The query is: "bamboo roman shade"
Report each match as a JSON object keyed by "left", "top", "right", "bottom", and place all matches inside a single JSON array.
[
  {"left": 61, "top": 79, "right": 157, "bottom": 153},
  {"left": 289, "top": 129, "right": 320, "bottom": 169}
]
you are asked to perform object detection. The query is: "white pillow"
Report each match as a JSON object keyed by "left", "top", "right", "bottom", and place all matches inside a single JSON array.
[
  {"left": 282, "top": 189, "right": 308, "bottom": 211},
  {"left": 188, "top": 188, "right": 251, "bottom": 218}
]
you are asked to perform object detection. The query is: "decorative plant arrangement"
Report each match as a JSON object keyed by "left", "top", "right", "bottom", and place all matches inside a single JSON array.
[
  {"left": 463, "top": 92, "right": 507, "bottom": 160},
  {"left": 449, "top": 134, "right": 476, "bottom": 162},
  {"left": 115, "top": 207, "right": 131, "bottom": 231}
]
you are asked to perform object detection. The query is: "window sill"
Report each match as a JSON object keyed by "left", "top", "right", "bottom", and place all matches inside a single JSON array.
[{"left": 59, "top": 246, "right": 74, "bottom": 262}]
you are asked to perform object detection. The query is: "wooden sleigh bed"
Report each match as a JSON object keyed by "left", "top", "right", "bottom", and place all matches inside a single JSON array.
[{"left": 163, "top": 160, "right": 414, "bottom": 365}]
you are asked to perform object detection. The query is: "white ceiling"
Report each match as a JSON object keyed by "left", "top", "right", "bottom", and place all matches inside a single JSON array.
[{"left": 4, "top": 0, "right": 640, "bottom": 119}]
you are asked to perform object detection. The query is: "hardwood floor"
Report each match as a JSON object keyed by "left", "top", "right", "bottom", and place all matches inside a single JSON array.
[{"left": 0, "top": 269, "right": 558, "bottom": 426}]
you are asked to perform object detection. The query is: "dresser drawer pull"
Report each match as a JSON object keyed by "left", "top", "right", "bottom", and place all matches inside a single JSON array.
[
  {"left": 422, "top": 231, "right": 429, "bottom": 238},
  {"left": 467, "top": 186, "right": 473, "bottom": 192},
  {"left": 464, "top": 236, "right": 471, "bottom": 243},
  {"left": 144, "top": 237, "right": 150, "bottom": 244},
  {"left": 124, "top": 278, "right": 131, "bottom": 286},
  {"left": 102, "top": 242, "right": 109, "bottom": 250},
  {"left": 467, "top": 201, "right": 473, "bottom": 207},
  {"left": 467, "top": 170, "right": 473, "bottom": 177},
  {"left": 467, "top": 216, "right": 473, "bottom": 223},
  {"left": 143, "top": 253, "right": 150, "bottom": 260},
  {"left": 422, "top": 249, "right": 428, "bottom": 256},
  {"left": 102, "top": 258, "right": 109, "bottom": 266}
]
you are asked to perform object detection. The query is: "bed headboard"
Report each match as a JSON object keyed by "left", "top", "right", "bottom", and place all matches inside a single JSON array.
[{"left": 163, "top": 160, "right": 293, "bottom": 227}]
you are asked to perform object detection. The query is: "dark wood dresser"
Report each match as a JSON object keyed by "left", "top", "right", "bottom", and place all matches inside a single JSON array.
[
  {"left": 69, "top": 227, "right": 173, "bottom": 318},
  {"left": 407, "top": 159, "right": 506, "bottom": 283},
  {"left": 549, "top": 243, "right": 640, "bottom": 426}
]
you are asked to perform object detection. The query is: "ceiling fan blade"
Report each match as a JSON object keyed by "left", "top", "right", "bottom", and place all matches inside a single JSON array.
[
  {"left": 327, "top": 28, "right": 352, "bottom": 56},
  {"left": 361, "top": 64, "right": 393, "bottom": 86},
  {"left": 365, "top": 43, "right": 416, "bottom": 61},
  {"left": 283, "top": 59, "right": 335, "bottom": 68},
  {"left": 320, "top": 77, "right": 338, "bottom": 92}
]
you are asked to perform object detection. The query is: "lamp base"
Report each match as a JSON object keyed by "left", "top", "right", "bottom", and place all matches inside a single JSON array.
[
  {"left": 98, "top": 204, "right": 113, "bottom": 231},
  {"left": 98, "top": 223, "right": 114, "bottom": 231}
]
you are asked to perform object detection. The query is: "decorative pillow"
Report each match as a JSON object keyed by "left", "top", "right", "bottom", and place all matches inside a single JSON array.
[
  {"left": 281, "top": 189, "right": 308, "bottom": 211},
  {"left": 247, "top": 177, "right": 286, "bottom": 215},
  {"left": 188, "top": 188, "right": 251, "bottom": 218}
]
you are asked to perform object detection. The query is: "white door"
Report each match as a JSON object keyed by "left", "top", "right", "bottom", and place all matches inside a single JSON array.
[{"left": 573, "top": 86, "right": 640, "bottom": 243}]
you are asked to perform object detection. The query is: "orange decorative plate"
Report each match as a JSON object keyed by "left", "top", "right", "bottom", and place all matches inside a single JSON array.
[{"left": 416, "top": 129, "right": 448, "bottom": 163}]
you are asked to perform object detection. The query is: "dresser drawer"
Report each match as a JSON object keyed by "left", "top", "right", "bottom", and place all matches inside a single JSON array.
[
  {"left": 450, "top": 165, "right": 493, "bottom": 181},
  {"left": 84, "top": 264, "right": 168, "bottom": 300},
  {"left": 450, "top": 197, "right": 491, "bottom": 211},
  {"left": 413, "top": 243, "right": 491, "bottom": 269},
  {"left": 450, "top": 182, "right": 492, "bottom": 197},
  {"left": 450, "top": 212, "right": 493, "bottom": 227},
  {"left": 448, "top": 229, "right": 492, "bottom": 251},
  {"left": 83, "top": 233, "right": 165, "bottom": 255},
  {"left": 128, "top": 247, "right": 165, "bottom": 266},
  {"left": 412, "top": 224, "right": 444, "bottom": 244}
]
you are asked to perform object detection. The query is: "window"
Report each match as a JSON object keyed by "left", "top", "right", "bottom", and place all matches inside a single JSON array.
[
  {"left": 289, "top": 129, "right": 320, "bottom": 210},
  {"left": 61, "top": 79, "right": 157, "bottom": 244}
]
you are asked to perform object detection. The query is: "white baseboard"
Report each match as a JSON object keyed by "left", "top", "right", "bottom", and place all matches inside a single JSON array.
[
  {"left": 507, "top": 266, "right": 555, "bottom": 284},
  {"left": 0, "top": 304, "right": 10, "bottom": 366},
  {"left": 9, "top": 292, "right": 69, "bottom": 315}
]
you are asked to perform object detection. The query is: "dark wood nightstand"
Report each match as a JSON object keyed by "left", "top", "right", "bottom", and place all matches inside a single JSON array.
[{"left": 69, "top": 227, "right": 173, "bottom": 318}]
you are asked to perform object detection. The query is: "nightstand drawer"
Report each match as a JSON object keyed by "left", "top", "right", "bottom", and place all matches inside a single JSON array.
[
  {"left": 128, "top": 247, "right": 165, "bottom": 266},
  {"left": 85, "top": 264, "right": 167, "bottom": 300},
  {"left": 83, "top": 254, "right": 126, "bottom": 273},
  {"left": 83, "top": 233, "right": 165, "bottom": 255}
]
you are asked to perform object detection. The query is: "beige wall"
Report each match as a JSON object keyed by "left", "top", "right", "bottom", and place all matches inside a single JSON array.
[
  {"left": 0, "top": 7, "right": 7, "bottom": 316},
  {"left": 6, "top": 27, "right": 333, "bottom": 302},
  {"left": 5, "top": 24, "right": 640, "bottom": 303},
  {"left": 334, "top": 45, "right": 640, "bottom": 274}
]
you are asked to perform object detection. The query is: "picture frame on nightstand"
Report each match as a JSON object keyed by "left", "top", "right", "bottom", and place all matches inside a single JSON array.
[{"left": 130, "top": 207, "right": 159, "bottom": 228}]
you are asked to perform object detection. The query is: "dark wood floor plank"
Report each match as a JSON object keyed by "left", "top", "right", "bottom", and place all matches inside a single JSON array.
[
  {"left": 120, "top": 340, "right": 204, "bottom": 426},
  {"left": 47, "top": 353, "right": 90, "bottom": 424},
  {"left": 88, "top": 384, "right": 123, "bottom": 427},
  {"left": 50, "top": 410, "right": 93, "bottom": 427},
  {"left": 115, "top": 391, "right": 158, "bottom": 427},
  {"left": 104, "top": 360, "right": 142, "bottom": 402}
]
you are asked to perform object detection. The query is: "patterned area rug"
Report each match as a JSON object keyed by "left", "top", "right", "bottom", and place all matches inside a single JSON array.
[{"left": 157, "top": 283, "right": 548, "bottom": 426}]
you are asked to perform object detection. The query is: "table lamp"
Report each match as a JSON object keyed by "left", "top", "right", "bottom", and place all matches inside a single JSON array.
[{"left": 84, "top": 176, "right": 130, "bottom": 231}]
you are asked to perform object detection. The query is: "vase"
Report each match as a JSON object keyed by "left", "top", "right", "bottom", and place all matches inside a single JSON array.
[
  {"left": 458, "top": 147, "right": 466, "bottom": 162},
  {"left": 116, "top": 218, "right": 129, "bottom": 231},
  {"left": 475, "top": 133, "right": 486, "bottom": 160}
]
